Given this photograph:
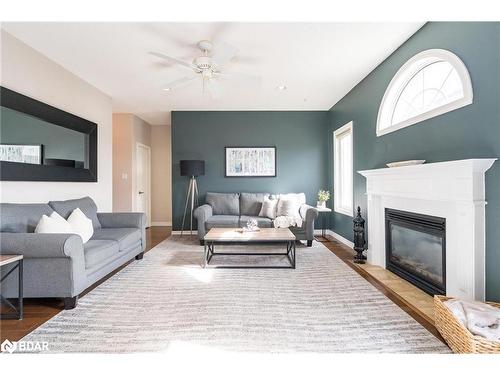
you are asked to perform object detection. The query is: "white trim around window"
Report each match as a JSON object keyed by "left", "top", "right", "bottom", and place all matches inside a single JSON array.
[
  {"left": 376, "top": 49, "right": 473, "bottom": 137},
  {"left": 333, "top": 121, "right": 353, "bottom": 217}
]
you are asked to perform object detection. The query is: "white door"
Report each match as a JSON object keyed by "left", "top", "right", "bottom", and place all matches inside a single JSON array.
[{"left": 136, "top": 143, "right": 151, "bottom": 227}]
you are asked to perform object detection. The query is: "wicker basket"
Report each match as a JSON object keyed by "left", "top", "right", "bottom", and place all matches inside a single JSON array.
[{"left": 434, "top": 295, "right": 500, "bottom": 353}]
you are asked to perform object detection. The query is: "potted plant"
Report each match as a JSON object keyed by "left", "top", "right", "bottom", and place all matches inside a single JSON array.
[{"left": 317, "top": 190, "right": 330, "bottom": 209}]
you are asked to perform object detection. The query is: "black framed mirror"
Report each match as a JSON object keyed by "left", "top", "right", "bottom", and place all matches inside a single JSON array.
[{"left": 0, "top": 87, "right": 97, "bottom": 182}]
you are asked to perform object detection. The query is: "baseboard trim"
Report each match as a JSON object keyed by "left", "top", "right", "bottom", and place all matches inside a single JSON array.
[
  {"left": 151, "top": 221, "right": 172, "bottom": 227},
  {"left": 171, "top": 230, "right": 196, "bottom": 235},
  {"left": 315, "top": 229, "right": 354, "bottom": 249}
]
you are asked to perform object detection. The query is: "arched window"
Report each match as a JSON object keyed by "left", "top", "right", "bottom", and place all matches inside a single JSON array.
[{"left": 376, "top": 49, "right": 473, "bottom": 136}]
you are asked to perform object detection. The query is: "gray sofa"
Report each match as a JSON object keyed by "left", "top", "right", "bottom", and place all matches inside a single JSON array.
[
  {"left": 194, "top": 192, "right": 318, "bottom": 246},
  {"left": 0, "top": 197, "right": 146, "bottom": 309}
]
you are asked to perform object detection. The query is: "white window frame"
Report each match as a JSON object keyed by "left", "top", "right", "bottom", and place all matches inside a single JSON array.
[
  {"left": 333, "top": 121, "right": 353, "bottom": 217},
  {"left": 376, "top": 49, "right": 473, "bottom": 137}
]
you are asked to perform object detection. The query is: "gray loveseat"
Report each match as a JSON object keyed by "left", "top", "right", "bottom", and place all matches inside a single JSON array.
[
  {"left": 194, "top": 192, "right": 318, "bottom": 246},
  {"left": 0, "top": 197, "right": 146, "bottom": 309}
]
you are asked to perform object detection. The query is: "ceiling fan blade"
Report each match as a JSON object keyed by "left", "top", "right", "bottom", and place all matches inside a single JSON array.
[
  {"left": 211, "top": 42, "right": 238, "bottom": 67},
  {"left": 164, "top": 76, "right": 197, "bottom": 90},
  {"left": 205, "top": 79, "right": 222, "bottom": 99},
  {"left": 149, "top": 51, "right": 200, "bottom": 72}
]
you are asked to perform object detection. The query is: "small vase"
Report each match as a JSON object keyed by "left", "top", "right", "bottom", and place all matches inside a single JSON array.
[{"left": 317, "top": 201, "right": 326, "bottom": 209}]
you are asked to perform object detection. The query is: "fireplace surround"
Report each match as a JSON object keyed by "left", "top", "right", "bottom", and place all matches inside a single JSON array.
[
  {"left": 385, "top": 208, "right": 446, "bottom": 296},
  {"left": 359, "top": 159, "right": 496, "bottom": 301}
]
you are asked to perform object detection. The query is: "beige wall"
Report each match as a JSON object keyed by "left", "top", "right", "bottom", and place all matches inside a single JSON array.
[
  {"left": 0, "top": 31, "right": 113, "bottom": 211},
  {"left": 151, "top": 125, "right": 172, "bottom": 225},
  {"left": 131, "top": 116, "right": 151, "bottom": 213},
  {"left": 112, "top": 114, "right": 133, "bottom": 212},
  {"left": 112, "top": 114, "right": 170, "bottom": 224}
]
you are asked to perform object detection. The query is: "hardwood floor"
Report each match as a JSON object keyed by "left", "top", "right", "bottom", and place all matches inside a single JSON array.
[
  {"left": 1, "top": 227, "right": 443, "bottom": 345},
  {"left": 0, "top": 226, "right": 171, "bottom": 342}
]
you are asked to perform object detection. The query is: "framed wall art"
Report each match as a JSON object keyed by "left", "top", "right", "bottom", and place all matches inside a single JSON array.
[{"left": 225, "top": 146, "right": 276, "bottom": 177}]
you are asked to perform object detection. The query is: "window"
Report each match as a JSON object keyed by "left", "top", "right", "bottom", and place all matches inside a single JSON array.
[
  {"left": 377, "top": 49, "right": 473, "bottom": 137},
  {"left": 334, "top": 121, "right": 353, "bottom": 216}
]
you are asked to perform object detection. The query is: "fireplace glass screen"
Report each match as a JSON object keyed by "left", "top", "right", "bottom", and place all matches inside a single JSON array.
[
  {"left": 390, "top": 225, "right": 443, "bottom": 286},
  {"left": 386, "top": 209, "right": 446, "bottom": 295}
]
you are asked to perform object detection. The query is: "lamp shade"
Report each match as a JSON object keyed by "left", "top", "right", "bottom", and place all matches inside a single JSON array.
[{"left": 180, "top": 160, "right": 205, "bottom": 177}]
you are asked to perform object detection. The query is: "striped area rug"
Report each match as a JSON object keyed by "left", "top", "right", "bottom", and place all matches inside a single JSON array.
[{"left": 21, "top": 237, "right": 450, "bottom": 353}]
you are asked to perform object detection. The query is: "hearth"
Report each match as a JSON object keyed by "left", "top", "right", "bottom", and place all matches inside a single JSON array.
[{"left": 385, "top": 208, "right": 446, "bottom": 296}]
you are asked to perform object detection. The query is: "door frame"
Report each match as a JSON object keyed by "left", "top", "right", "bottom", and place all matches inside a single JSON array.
[{"left": 135, "top": 142, "right": 151, "bottom": 228}]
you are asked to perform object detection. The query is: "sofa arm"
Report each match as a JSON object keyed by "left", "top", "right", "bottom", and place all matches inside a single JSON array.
[
  {"left": 193, "top": 204, "right": 213, "bottom": 240},
  {"left": 98, "top": 212, "right": 147, "bottom": 251},
  {"left": 299, "top": 204, "right": 319, "bottom": 240},
  {"left": 97, "top": 212, "right": 146, "bottom": 229},
  {"left": 0, "top": 233, "right": 83, "bottom": 258}
]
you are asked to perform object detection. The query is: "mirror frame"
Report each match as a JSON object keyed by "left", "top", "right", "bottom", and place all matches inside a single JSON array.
[{"left": 0, "top": 86, "right": 98, "bottom": 182}]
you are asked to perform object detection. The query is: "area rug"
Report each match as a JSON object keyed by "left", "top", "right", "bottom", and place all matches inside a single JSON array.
[{"left": 20, "top": 237, "right": 450, "bottom": 353}]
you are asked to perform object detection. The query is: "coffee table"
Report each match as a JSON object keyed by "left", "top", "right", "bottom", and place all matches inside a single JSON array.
[
  {"left": 203, "top": 227, "right": 296, "bottom": 269},
  {"left": 1, "top": 254, "right": 23, "bottom": 320}
]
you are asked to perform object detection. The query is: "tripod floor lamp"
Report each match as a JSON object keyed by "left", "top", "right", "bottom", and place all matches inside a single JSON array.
[{"left": 180, "top": 160, "right": 205, "bottom": 236}]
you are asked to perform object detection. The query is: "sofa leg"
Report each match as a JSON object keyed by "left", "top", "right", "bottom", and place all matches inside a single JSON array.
[
  {"left": 63, "top": 296, "right": 78, "bottom": 310},
  {"left": 199, "top": 240, "right": 204, "bottom": 246},
  {"left": 307, "top": 240, "right": 312, "bottom": 247},
  {"left": 135, "top": 252, "right": 144, "bottom": 260}
]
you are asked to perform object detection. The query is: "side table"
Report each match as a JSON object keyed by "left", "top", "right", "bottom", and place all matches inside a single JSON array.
[
  {"left": 315, "top": 207, "right": 332, "bottom": 243},
  {"left": 0, "top": 254, "right": 23, "bottom": 320}
]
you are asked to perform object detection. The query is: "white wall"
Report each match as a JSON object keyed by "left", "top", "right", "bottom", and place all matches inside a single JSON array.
[{"left": 0, "top": 31, "right": 113, "bottom": 211}]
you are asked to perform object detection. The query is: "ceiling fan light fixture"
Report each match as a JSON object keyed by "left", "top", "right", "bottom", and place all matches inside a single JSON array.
[
  {"left": 163, "top": 87, "right": 172, "bottom": 91},
  {"left": 276, "top": 85, "right": 287, "bottom": 91}
]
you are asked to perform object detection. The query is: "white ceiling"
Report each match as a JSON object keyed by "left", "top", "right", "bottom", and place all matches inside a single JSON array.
[{"left": 2, "top": 22, "right": 423, "bottom": 125}]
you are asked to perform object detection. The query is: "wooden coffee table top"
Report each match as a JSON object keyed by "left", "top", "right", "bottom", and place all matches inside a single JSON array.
[
  {"left": 0, "top": 254, "right": 23, "bottom": 267},
  {"left": 204, "top": 227, "right": 295, "bottom": 242}
]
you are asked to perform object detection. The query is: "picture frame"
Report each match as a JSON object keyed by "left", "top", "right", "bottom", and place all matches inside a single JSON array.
[
  {"left": 225, "top": 146, "right": 276, "bottom": 177},
  {"left": 0, "top": 144, "right": 43, "bottom": 165}
]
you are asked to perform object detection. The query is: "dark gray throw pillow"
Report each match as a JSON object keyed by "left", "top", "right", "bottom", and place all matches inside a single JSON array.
[
  {"left": 48, "top": 196, "right": 101, "bottom": 229},
  {"left": 206, "top": 192, "right": 240, "bottom": 216},
  {"left": 240, "top": 193, "right": 269, "bottom": 216}
]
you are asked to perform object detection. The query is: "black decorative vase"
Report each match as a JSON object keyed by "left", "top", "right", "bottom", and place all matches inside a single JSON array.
[{"left": 353, "top": 206, "right": 367, "bottom": 264}]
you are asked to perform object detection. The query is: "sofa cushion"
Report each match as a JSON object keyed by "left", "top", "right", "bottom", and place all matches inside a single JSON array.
[
  {"left": 205, "top": 215, "right": 240, "bottom": 229},
  {"left": 240, "top": 193, "right": 269, "bottom": 216},
  {"left": 49, "top": 196, "right": 101, "bottom": 229},
  {"left": 239, "top": 215, "right": 273, "bottom": 228},
  {"left": 91, "top": 228, "right": 141, "bottom": 251},
  {"left": 0, "top": 203, "right": 53, "bottom": 233},
  {"left": 206, "top": 192, "right": 240, "bottom": 215},
  {"left": 83, "top": 240, "right": 119, "bottom": 269}
]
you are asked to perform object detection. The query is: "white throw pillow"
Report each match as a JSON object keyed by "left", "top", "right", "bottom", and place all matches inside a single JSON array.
[
  {"left": 259, "top": 197, "right": 278, "bottom": 219},
  {"left": 35, "top": 212, "right": 73, "bottom": 234},
  {"left": 67, "top": 208, "right": 94, "bottom": 243},
  {"left": 276, "top": 196, "right": 303, "bottom": 227},
  {"left": 276, "top": 198, "right": 300, "bottom": 218}
]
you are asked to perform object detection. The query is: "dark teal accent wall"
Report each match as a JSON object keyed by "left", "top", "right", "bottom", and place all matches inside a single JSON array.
[
  {"left": 328, "top": 22, "right": 500, "bottom": 300},
  {"left": 172, "top": 111, "right": 329, "bottom": 230}
]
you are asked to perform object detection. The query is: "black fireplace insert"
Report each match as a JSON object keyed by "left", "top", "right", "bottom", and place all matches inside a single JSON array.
[{"left": 385, "top": 208, "right": 446, "bottom": 295}]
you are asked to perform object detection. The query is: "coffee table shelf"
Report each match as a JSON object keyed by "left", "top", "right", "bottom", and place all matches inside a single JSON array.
[{"left": 203, "top": 228, "right": 296, "bottom": 269}]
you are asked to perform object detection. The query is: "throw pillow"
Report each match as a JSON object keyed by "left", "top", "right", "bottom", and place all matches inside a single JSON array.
[
  {"left": 276, "top": 198, "right": 303, "bottom": 227},
  {"left": 35, "top": 212, "right": 73, "bottom": 234},
  {"left": 67, "top": 208, "right": 94, "bottom": 243},
  {"left": 259, "top": 197, "right": 278, "bottom": 219},
  {"left": 276, "top": 198, "right": 299, "bottom": 218}
]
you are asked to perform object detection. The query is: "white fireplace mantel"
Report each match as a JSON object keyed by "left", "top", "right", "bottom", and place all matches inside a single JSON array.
[{"left": 358, "top": 159, "right": 496, "bottom": 301}]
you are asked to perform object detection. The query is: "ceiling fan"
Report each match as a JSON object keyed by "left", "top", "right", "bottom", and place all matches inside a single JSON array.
[{"left": 150, "top": 40, "right": 260, "bottom": 99}]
